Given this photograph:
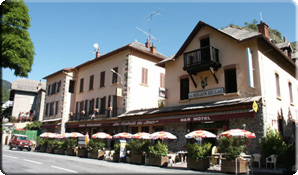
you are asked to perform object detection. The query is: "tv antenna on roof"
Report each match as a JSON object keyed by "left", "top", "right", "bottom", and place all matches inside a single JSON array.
[{"left": 138, "top": 9, "right": 161, "bottom": 43}]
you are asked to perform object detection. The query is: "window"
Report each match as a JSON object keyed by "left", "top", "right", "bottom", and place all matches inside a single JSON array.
[
  {"left": 289, "top": 82, "right": 293, "bottom": 103},
  {"left": 100, "top": 96, "right": 106, "bottom": 114},
  {"left": 112, "top": 67, "right": 118, "bottom": 84},
  {"left": 142, "top": 68, "right": 148, "bottom": 85},
  {"left": 89, "top": 75, "right": 94, "bottom": 90},
  {"left": 224, "top": 68, "right": 237, "bottom": 93},
  {"left": 51, "top": 82, "right": 56, "bottom": 95},
  {"left": 275, "top": 73, "right": 280, "bottom": 97},
  {"left": 89, "top": 98, "right": 94, "bottom": 113},
  {"left": 180, "top": 78, "right": 189, "bottom": 100},
  {"left": 80, "top": 78, "right": 84, "bottom": 93},
  {"left": 85, "top": 99, "right": 89, "bottom": 114},
  {"left": 57, "top": 81, "right": 61, "bottom": 93},
  {"left": 76, "top": 102, "right": 80, "bottom": 114},
  {"left": 160, "top": 73, "right": 165, "bottom": 88},
  {"left": 54, "top": 101, "right": 59, "bottom": 115},
  {"left": 100, "top": 71, "right": 105, "bottom": 87},
  {"left": 47, "top": 85, "right": 51, "bottom": 95},
  {"left": 69, "top": 80, "right": 75, "bottom": 93},
  {"left": 107, "top": 95, "right": 117, "bottom": 117}
]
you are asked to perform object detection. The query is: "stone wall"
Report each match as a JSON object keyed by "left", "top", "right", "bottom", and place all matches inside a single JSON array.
[
  {"left": 229, "top": 110, "right": 264, "bottom": 154},
  {"left": 164, "top": 123, "right": 187, "bottom": 152}
]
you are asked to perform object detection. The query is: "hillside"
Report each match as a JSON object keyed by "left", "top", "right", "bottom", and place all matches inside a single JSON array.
[
  {"left": 2, "top": 79, "right": 11, "bottom": 102},
  {"left": 226, "top": 20, "right": 297, "bottom": 51}
]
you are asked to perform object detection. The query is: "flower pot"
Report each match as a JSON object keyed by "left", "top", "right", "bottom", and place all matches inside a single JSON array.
[
  {"left": 46, "top": 147, "right": 54, "bottom": 153},
  {"left": 148, "top": 156, "right": 168, "bottom": 167},
  {"left": 40, "top": 146, "right": 47, "bottom": 152},
  {"left": 187, "top": 158, "right": 209, "bottom": 171},
  {"left": 78, "top": 149, "right": 88, "bottom": 158},
  {"left": 65, "top": 148, "right": 75, "bottom": 156},
  {"left": 131, "top": 153, "right": 145, "bottom": 165},
  {"left": 90, "top": 151, "right": 105, "bottom": 159},
  {"left": 221, "top": 159, "right": 248, "bottom": 174}
]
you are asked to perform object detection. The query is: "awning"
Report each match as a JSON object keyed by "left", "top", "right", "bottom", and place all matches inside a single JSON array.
[
  {"left": 67, "top": 109, "right": 255, "bottom": 128},
  {"left": 42, "top": 118, "right": 61, "bottom": 122}
]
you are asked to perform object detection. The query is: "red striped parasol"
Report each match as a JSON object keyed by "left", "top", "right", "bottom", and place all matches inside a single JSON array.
[
  {"left": 185, "top": 130, "right": 216, "bottom": 139},
  {"left": 113, "top": 132, "right": 132, "bottom": 139},
  {"left": 91, "top": 132, "right": 112, "bottom": 139},
  {"left": 220, "top": 129, "right": 256, "bottom": 138},
  {"left": 132, "top": 132, "right": 151, "bottom": 139},
  {"left": 151, "top": 131, "right": 177, "bottom": 140}
]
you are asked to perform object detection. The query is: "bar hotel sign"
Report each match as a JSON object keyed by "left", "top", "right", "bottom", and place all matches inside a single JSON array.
[{"left": 189, "top": 87, "right": 224, "bottom": 99}]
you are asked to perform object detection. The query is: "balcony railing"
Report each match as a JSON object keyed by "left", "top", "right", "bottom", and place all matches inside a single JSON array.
[
  {"left": 69, "top": 112, "right": 106, "bottom": 121},
  {"left": 183, "top": 46, "right": 220, "bottom": 74}
]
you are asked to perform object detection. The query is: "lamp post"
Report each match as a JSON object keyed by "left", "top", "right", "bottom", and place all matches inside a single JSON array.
[{"left": 111, "top": 69, "right": 123, "bottom": 84}]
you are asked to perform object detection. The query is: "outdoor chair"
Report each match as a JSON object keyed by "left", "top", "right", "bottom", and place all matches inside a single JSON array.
[
  {"left": 240, "top": 153, "right": 253, "bottom": 174},
  {"left": 168, "top": 153, "right": 176, "bottom": 166},
  {"left": 252, "top": 154, "right": 261, "bottom": 168},
  {"left": 266, "top": 154, "right": 277, "bottom": 170},
  {"left": 104, "top": 150, "right": 111, "bottom": 160}
]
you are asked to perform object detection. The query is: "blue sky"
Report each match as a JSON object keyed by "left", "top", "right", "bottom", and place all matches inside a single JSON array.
[{"left": 2, "top": 0, "right": 297, "bottom": 83}]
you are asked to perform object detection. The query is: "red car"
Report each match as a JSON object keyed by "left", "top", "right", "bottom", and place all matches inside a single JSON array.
[{"left": 9, "top": 134, "right": 32, "bottom": 151}]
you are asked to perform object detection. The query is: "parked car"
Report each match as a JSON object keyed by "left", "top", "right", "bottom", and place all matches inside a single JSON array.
[{"left": 9, "top": 134, "right": 32, "bottom": 151}]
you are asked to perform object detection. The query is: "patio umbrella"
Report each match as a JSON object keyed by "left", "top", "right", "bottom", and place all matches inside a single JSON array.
[
  {"left": 56, "top": 132, "right": 71, "bottom": 139},
  {"left": 91, "top": 132, "right": 112, "bottom": 139},
  {"left": 48, "top": 133, "right": 60, "bottom": 138},
  {"left": 220, "top": 128, "right": 256, "bottom": 138},
  {"left": 151, "top": 131, "right": 177, "bottom": 140},
  {"left": 40, "top": 132, "right": 54, "bottom": 138},
  {"left": 67, "top": 132, "right": 84, "bottom": 138},
  {"left": 185, "top": 130, "right": 216, "bottom": 139},
  {"left": 132, "top": 132, "right": 151, "bottom": 139},
  {"left": 113, "top": 132, "right": 132, "bottom": 139}
]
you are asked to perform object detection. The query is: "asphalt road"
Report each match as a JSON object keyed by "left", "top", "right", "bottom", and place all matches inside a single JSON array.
[{"left": 1, "top": 145, "right": 225, "bottom": 174}]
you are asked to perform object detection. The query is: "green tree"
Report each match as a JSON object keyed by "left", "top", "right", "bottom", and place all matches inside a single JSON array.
[{"left": 1, "top": 0, "right": 35, "bottom": 77}]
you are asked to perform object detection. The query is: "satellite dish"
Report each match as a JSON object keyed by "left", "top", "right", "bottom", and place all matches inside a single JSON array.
[{"left": 93, "top": 43, "right": 99, "bottom": 50}]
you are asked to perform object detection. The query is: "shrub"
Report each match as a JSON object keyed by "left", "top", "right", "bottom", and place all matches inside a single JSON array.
[
  {"left": 187, "top": 142, "right": 212, "bottom": 160},
  {"left": 57, "top": 140, "right": 67, "bottom": 149},
  {"left": 217, "top": 137, "right": 249, "bottom": 161},
  {"left": 114, "top": 142, "right": 120, "bottom": 154},
  {"left": 66, "top": 138, "right": 77, "bottom": 149},
  {"left": 47, "top": 139, "right": 58, "bottom": 149},
  {"left": 37, "top": 137, "right": 48, "bottom": 147},
  {"left": 259, "top": 128, "right": 286, "bottom": 158},
  {"left": 148, "top": 141, "right": 168, "bottom": 157},
  {"left": 127, "top": 139, "right": 150, "bottom": 154},
  {"left": 87, "top": 139, "right": 106, "bottom": 152}
]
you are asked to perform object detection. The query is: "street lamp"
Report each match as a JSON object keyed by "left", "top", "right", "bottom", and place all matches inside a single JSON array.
[{"left": 110, "top": 69, "right": 123, "bottom": 84}]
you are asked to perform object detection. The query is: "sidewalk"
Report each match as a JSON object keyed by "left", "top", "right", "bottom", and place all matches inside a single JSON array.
[{"left": 169, "top": 162, "right": 286, "bottom": 174}]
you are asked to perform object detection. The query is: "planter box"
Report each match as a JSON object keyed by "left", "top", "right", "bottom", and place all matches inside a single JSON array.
[
  {"left": 89, "top": 151, "right": 105, "bottom": 159},
  {"left": 78, "top": 149, "right": 88, "bottom": 158},
  {"left": 65, "top": 148, "right": 75, "bottom": 156},
  {"left": 187, "top": 158, "right": 209, "bottom": 171},
  {"left": 221, "top": 159, "right": 248, "bottom": 174},
  {"left": 113, "top": 153, "right": 120, "bottom": 162},
  {"left": 54, "top": 149, "right": 59, "bottom": 154},
  {"left": 131, "top": 153, "right": 145, "bottom": 165},
  {"left": 148, "top": 156, "right": 168, "bottom": 167},
  {"left": 40, "top": 146, "right": 47, "bottom": 152},
  {"left": 46, "top": 147, "right": 54, "bottom": 153},
  {"left": 56, "top": 148, "right": 65, "bottom": 155}
]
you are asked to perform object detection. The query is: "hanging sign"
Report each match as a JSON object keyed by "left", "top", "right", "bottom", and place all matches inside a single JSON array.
[
  {"left": 252, "top": 101, "right": 258, "bottom": 113},
  {"left": 189, "top": 87, "right": 224, "bottom": 99}
]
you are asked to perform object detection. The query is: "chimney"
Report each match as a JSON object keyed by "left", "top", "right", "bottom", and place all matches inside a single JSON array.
[
  {"left": 150, "top": 43, "right": 156, "bottom": 54},
  {"left": 145, "top": 38, "right": 151, "bottom": 49},
  {"left": 283, "top": 36, "right": 287, "bottom": 42},
  {"left": 257, "top": 21, "right": 270, "bottom": 39},
  {"left": 96, "top": 51, "right": 101, "bottom": 58}
]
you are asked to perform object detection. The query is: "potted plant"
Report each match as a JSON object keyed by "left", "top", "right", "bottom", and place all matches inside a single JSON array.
[
  {"left": 87, "top": 139, "right": 106, "bottom": 159},
  {"left": 56, "top": 140, "right": 66, "bottom": 154},
  {"left": 148, "top": 141, "right": 168, "bottom": 167},
  {"left": 186, "top": 142, "right": 212, "bottom": 170},
  {"left": 113, "top": 142, "right": 120, "bottom": 162},
  {"left": 65, "top": 138, "right": 77, "bottom": 156},
  {"left": 47, "top": 139, "right": 57, "bottom": 153},
  {"left": 128, "top": 139, "right": 150, "bottom": 165},
  {"left": 218, "top": 137, "right": 249, "bottom": 173},
  {"left": 37, "top": 137, "right": 47, "bottom": 152},
  {"left": 78, "top": 146, "right": 88, "bottom": 158}
]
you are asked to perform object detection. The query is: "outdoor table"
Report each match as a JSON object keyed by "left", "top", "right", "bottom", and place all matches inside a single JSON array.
[{"left": 177, "top": 151, "right": 188, "bottom": 163}]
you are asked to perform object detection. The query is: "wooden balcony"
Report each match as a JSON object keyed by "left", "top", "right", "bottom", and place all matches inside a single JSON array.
[{"left": 183, "top": 46, "right": 221, "bottom": 74}]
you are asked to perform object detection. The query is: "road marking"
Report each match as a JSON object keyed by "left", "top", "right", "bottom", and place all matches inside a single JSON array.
[
  {"left": 51, "top": 166, "right": 78, "bottom": 173},
  {"left": 24, "top": 159, "right": 43, "bottom": 165},
  {"left": 3, "top": 155, "right": 18, "bottom": 159}
]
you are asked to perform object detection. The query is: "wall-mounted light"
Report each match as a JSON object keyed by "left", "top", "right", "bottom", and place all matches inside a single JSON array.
[{"left": 201, "top": 77, "right": 208, "bottom": 89}]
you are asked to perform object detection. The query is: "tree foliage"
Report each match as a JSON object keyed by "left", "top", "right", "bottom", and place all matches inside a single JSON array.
[
  {"left": 1, "top": 0, "right": 35, "bottom": 77},
  {"left": 187, "top": 142, "right": 212, "bottom": 160}
]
